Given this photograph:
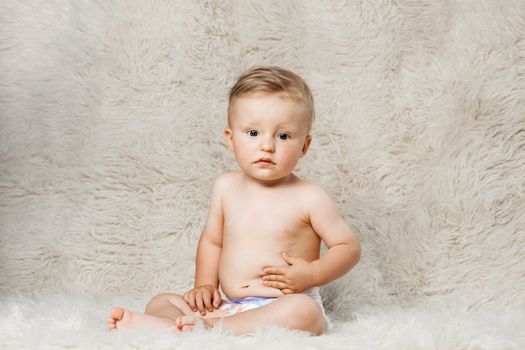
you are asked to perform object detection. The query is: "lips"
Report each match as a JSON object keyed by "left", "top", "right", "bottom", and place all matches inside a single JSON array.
[{"left": 255, "top": 158, "right": 275, "bottom": 165}]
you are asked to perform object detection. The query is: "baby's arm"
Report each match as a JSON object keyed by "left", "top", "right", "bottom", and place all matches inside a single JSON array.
[
  {"left": 183, "top": 176, "right": 225, "bottom": 315},
  {"left": 307, "top": 188, "right": 361, "bottom": 287},
  {"left": 263, "top": 187, "right": 360, "bottom": 292}
]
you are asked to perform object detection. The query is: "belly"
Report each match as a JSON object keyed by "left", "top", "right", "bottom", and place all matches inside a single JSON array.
[{"left": 218, "top": 249, "right": 286, "bottom": 299}]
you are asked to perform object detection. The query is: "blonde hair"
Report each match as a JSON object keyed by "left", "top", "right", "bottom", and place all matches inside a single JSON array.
[{"left": 228, "top": 66, "right": 315, "bottom": 130}]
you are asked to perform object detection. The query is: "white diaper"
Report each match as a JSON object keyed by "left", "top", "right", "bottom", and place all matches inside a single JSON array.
[{"left": 303, "top": 287, "right": 333, "bottom": 332}]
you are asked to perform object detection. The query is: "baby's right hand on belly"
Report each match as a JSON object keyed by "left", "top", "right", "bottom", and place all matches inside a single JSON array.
[{"left": 183, "top": 284, "right": 222, "bottom": 316}]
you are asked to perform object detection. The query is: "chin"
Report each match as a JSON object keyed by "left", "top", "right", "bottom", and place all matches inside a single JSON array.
[
  {"left": 253, "top": 173, "right": 291, "bottom": 182},
  {"left": 243, "top": 167, "right": 293, "bottom": 183}
]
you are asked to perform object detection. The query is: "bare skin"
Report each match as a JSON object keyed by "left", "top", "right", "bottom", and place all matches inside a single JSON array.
[
  {"left": 108, "top": 92, "right": 361, "bottom": 335},
  {"left": 108, "top": 307, "right": 182, "bottom": 332},
  {"left": 109, "top": 293, "right": 326, "bottom": 335}
]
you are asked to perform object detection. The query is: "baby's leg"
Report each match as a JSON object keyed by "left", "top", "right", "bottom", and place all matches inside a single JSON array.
[
  {"left": 109, "top": 293, "right": 228, "bottom": 332},
  {"left": 108, "top": 307, "right": 178, "bottom": 332},
  {"left": 110, "top": 293, "right": 325, "bottom": 335},
  {"left": 144, "top": 292, "right": 189, "bottom": 321},
  {"left": 144, "top": 292, "right": 228, "bottom": 331},
  {"left": 187, "top": 293, "right": 326, "bottom": 336}
]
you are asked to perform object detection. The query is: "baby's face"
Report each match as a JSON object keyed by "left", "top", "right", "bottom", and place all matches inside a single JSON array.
[{"left": 225, "top": 92, "right": 312, "bottom": 184}]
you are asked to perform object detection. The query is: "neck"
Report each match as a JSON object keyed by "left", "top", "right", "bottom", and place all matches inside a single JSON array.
[{"left": 242, "top": 173, "right": 297, "bottom": 188}]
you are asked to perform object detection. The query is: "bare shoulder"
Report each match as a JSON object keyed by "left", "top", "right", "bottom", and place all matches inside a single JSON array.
[
  {"left": 212, "top": 172, "right": 243, "bottom": 194},
  {"left": 295, "top": 179, "right": 333, "bottom": 206}
]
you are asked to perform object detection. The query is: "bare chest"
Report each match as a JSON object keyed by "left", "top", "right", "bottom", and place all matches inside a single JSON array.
[{"left": 222, "top": 191, "right": 315, "bottom": 244}]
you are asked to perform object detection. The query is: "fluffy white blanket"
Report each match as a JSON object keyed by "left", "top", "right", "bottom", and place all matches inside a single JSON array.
[{"left": 1, "top": 0, "right": 524, "bottom": 348}]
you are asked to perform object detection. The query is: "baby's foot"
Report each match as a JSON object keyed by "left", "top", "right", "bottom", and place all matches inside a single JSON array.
[
  {"left": 108, "top": 307, "right": 176, "bottom": 332},
  {"left": 108, "top": 307, "right": 143, "bottom": 331},
  {"left": 175, "top": 315, "right": 214, "bottom": 332}
]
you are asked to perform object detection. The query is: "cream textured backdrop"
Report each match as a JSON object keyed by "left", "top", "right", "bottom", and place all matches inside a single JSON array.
[{"left": 1, "top": 0, "right": 524, "bottom": 348}]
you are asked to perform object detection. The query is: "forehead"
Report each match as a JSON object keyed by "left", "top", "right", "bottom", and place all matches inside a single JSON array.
[{"left": 229, "top": 92, "right": 308, "bottom": 128}]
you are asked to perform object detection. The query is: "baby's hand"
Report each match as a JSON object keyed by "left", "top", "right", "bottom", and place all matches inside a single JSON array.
[
  {"left": 262, "top": 252, "right": 316, "bottom": 294},
  {"left": 183, "top": 284, "right": 222, "bottom": 316}
]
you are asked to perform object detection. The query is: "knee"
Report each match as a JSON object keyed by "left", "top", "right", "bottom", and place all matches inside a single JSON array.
[
  {"left": 281, "top": 294, "right": 325, "bottom": 335},
  {"left": 145, "top": 292, "right": 183, "bottom": 314}
]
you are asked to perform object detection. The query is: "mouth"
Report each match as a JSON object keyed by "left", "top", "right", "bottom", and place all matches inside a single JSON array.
[{"left": 254, "top": 158, "right": 275, "bottom": 165}]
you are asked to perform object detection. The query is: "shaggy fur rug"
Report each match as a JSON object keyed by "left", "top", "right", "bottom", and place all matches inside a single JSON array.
[{"left": 1, "top": 0, "right": 524, "bottom": 348}]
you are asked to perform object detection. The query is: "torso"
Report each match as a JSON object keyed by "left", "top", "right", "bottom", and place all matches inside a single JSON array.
[{"left": 218, "top": 172, "right": 321, "bottom": 298}]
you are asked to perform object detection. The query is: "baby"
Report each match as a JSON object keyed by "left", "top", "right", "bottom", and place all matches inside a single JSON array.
[{"left": 108, "top": 66, "right": 361, "bottom": 336}]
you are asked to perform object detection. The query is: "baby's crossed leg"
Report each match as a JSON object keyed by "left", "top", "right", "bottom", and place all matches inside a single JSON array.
[
  {"left": 149, "top": 292, "right": 326, "bottom": 335},
  {"left": 108, "top": 293, "right": 227, "bottom": 332},
  {"left": 109, "top": 292, "right": 326, "bottom": 335}
]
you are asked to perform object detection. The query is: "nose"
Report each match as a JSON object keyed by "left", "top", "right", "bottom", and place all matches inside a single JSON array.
[{"left": 260, "top": 136, "right": 275, "bottom": 153}]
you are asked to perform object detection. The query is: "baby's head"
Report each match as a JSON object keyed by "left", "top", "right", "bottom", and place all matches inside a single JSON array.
[
  {"left": 225, "top": 67, "right": 315, "bottom": 184},
  {"left": 227, "top": 66, "right": 315, "bottom": 132}
]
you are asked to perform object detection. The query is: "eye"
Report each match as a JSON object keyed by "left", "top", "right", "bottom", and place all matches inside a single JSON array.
[
  {"left": 277, "top": 133, "right": 289, "bottom": 141},
  {"left": 248, "top": 130, "right": 259, "bottom": 137}
]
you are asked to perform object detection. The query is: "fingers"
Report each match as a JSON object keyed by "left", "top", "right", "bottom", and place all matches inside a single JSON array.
[
  {"left": 263, "top": 267, "right": 284, "bottom": 275},
  {"left": 183, "top": 285, "right": 221, "bottom": 315},
  {"left": 262, "top": 274, "right": 286, "bottom": 282},
  {"left": 195, "top": 291, "right": 206, "bottom": 315},
  {"left": 262, "top": 280, "right": 297, "bottom": 294},
  {"left": 202, "top": 291, "right": 214, "bottom": 313},
  {"left": 184, "top": 291, "right": 198, "bottom": 312},
  {"left": 184, "top": 289, "right": 207, "bottom": 314},
  {"left": 213, "top": 288, "right": 221, "bottom": 308},
  {"left": 262, "top": 280, "right": 288, "bottom": 289}
]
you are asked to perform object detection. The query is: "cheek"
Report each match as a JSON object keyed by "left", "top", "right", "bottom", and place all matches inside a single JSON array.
[
  {"left": 235, "top": 148, "right": 250, "bottom": 162},
  {"left": 278, "top": 144, "right": 303, "bottom": 164},
  {"left": 232, "top": 137, "right": 253, "bottom": 160}
]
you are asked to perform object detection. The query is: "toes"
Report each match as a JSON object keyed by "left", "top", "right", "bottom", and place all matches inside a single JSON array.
[
  {"left": 108, "top": 307, "right": 127, "bottom": 331},
  {"left": 175, "top": 315, "right": 199, "bottom": 331},
  {"left": 108, "top": 319, "right": 117, "bottom": 331},
  {"left": 177, "top": 317, "right": 195, "bottom": 331},
  {"left": 110, "top": 307, "right": 125, "bottom": 321}
]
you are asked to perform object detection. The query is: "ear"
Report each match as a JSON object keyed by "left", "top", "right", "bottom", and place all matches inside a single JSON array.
[
  {"left": 224, "top": 127, "right": 234, "bottom": 151},
  {"left": 301, "top": 135, "right": 312, "bottom": 157}
]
